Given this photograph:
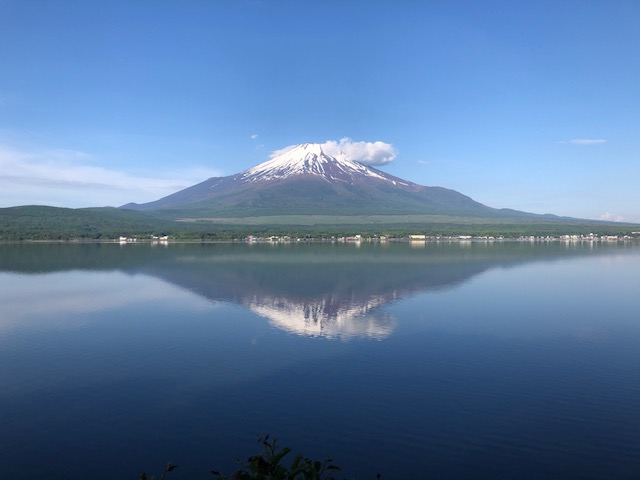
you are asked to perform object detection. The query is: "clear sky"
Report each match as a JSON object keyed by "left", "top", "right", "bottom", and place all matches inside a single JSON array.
[{"left": 1, "top": 0, "right": 639, "bottom": 222}]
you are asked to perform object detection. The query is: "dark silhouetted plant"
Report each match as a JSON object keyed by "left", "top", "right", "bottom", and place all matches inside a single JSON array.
[
  {"left": 212, "top": 435, "right": 342, "bottom": 480},
  {"left": 139, "top": 462, "right": 177, "bottom": 480},
  {"left": 140, "top": 435, "right": 382, "bottom": 479}
]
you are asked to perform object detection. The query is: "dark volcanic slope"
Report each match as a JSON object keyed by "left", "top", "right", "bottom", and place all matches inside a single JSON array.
[{"left": 121, "top": 143, "right": 534, "bottom": 218}]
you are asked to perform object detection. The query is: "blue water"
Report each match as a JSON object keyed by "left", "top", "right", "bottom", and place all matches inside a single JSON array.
[{"left": 1, "top": 242, "right": 640, "bottom": 479}]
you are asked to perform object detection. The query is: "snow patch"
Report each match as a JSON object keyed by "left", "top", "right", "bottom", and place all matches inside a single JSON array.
[{"left": 241, "top": 143, "right": 395, "bottom": 184}]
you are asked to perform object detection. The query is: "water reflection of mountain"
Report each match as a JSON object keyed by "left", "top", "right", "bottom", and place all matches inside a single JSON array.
[
  {"left": 2, "top": 242, "right": 636, "bottom": 340},
  {"left": 133, "top": 246, "right": 506, "bottom": 339}
]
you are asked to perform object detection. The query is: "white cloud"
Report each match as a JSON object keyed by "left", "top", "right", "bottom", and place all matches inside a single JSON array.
[
  {"left": 322, "top": 137, "right": 397, "bottom": 165},
  {"left": 268, "top": 139, "right": 398, "bottom": 166},
  {"left": 0, "top": 145, "right": 221, "bottom": 208},
  {"left": 250, "top": 133, "right": 258, "bottom": 140},
  {"left": 564, "top": 138, "right": 607, "bottom": 145},
  {"left": 599, "top": 212, "right": 625, "bottom": 222}
]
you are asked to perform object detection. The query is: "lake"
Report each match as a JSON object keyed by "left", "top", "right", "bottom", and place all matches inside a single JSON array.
[{"left": 1, "top": 241, "right": 640, "bottom": 479}]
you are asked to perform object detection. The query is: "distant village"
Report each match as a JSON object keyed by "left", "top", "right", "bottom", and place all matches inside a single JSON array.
[
  {"left": 243, "top": 233, "right": 640, "bottom": 244},
  {"left": 115, "top": 232, "right": 640, "bottom": 244}
]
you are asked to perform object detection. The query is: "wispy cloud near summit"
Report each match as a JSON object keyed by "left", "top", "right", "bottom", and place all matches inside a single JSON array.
[
  {"left": 562, "top": 138, "right": 607, "bottom": 145},
  {"left": 271, "top": 138, "right": 397, "bottom": 166},
  {"left": 323, "top": 138, "right": 397, "bottom": 166}
]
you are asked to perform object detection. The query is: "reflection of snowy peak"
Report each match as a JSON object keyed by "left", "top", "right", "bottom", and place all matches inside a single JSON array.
[
  {"left": 240, "top": 143, "right": 410, "bottom": 186},
  {"left": 129, "top": 244, "right": 525, "bottom": 341},
  {"left": 244, "top": 293, "right": 395, "bottom": 340}
]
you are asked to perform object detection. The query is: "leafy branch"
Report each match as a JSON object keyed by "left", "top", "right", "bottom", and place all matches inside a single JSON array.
[{"left": 212, "top": 435, "right": 342, "bottom": 480}]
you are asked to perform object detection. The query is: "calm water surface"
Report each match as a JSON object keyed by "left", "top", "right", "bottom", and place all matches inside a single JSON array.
[{"left": 1, "top": 242, "right": 640, "bottom": 479}]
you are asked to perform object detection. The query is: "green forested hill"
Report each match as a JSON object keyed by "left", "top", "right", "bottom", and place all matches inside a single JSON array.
[
  {"left": 0, "top": 206, "right": 171, "bottom": 240},
  {"left": 1, "top": 205, "right": 639, "bottom": 241}
]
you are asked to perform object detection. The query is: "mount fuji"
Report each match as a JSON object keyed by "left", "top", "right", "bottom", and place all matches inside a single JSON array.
[{"left": 121, "top": 143, "right": 533, "bottom": 218}]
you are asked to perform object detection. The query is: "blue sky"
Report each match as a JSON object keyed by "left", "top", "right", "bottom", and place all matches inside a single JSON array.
[{"left": 1, "top": 0, "right": 638, "bottom": 222}]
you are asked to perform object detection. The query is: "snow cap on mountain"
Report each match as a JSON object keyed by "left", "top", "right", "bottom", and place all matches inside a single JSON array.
[{"left": 241, "top": 142, "right": 394, "bottom": 183}]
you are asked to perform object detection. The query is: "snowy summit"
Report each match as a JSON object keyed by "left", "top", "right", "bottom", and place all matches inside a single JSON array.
[{"left": 240, "top": 143, "right": 401, "bottom": 185}]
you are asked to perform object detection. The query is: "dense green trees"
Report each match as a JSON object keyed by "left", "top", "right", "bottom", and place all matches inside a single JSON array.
[{"left": 1, "top": 205, "right": 638, "bottom": 241}]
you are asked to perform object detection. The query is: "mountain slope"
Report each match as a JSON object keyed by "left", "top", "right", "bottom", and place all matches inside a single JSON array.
[{"left": 121, "top": 143, "right": 528, "bottom": 218}]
